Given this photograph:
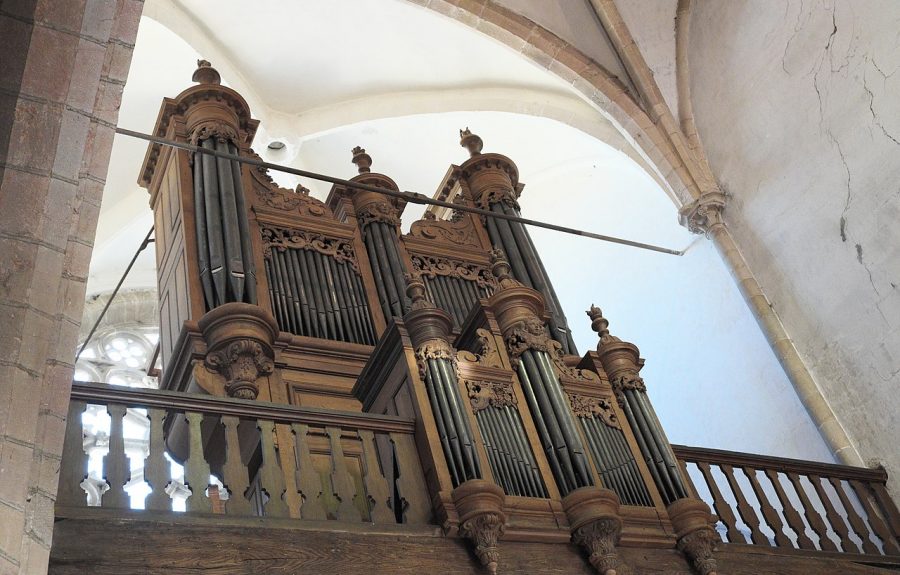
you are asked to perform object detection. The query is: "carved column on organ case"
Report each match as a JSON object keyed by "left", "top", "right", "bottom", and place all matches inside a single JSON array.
[
  {"left": 457, "top": 129, "right": 577, "bottom": 355},
  {"left": 588, "top": 306, "right": 719, "bottom": 575},
  {"left": 138, "top": 61, "right": 278, "bottom": 392},
  {"left": 403, "top": 273, "right": 510, "bottom": 573},
  {"left": 487, "top": 252, "right": 595, "bottom": 495},
  {"left": 338, "top": 147, "right": 412, "bottom": 325}
]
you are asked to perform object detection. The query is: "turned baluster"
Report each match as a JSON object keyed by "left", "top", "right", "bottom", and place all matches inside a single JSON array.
[
  {"left": 326, "top": 426, "right": 360, "bottom": 521},
  {"left": 828, "top": 477, "right": 878, "bottom": 554},
  {"left": 762, "top": 469, "right": 815, "bottom": 550},
  {"left": 257, "top": 419, "right": 289, "bottom": 517},
  {"left": 184, "top": 411, "right": 212, "bottom": 513},
  {"left": 221, "top": 415, "right": 251, "bottom": 515},
  {"left": 359, "top": 429, "right": 394, "bottom": 523},
  {"left": 57, "top": 400, "right": 89, "bottom": 507},
  {"left": 785, "top": 472, "right": 837, "bottom": 551},
  {"left": 144, "top": 407, "right": 172, "bottom": 511},
  {"left": 848, "top": 480, "right": 900, "bottom": 554},
  {"left": 102, "top": 404, "right": 129, "bottom": 509},
  {"left": 720, "top": 464, "right": 766, "bottom": 545},
  {"left": 808, "top": 474, "right": 852, "bottom": 552},
  {"left": 292, "top": 423, "right": 326, "bottom": 520},
  {"left": 696, "top": 461, "right": 742, "bottom": 543},
  {"left": 742, "top": 466, "right": 790, "bottom": 546}
]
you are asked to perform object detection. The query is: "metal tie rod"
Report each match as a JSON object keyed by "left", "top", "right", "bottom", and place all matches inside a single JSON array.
[{"left": 117, "top": 127, "right": 686, "bottom": 256}]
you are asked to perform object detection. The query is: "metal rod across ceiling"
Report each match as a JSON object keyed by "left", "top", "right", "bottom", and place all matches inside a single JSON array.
[{"left": 116, "top": 127, "right": 687, "bottom": 256}]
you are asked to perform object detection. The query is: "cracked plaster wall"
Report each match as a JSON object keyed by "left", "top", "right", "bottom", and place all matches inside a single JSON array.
[{"left": 688, "top": 0, "right": 900, "bottom": 489}]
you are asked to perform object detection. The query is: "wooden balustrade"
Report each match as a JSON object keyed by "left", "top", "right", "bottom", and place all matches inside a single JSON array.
[
  {"left": 673, "top": 444, "right": 900, "bottom": 557},
  {"left": 58, "top": 381, "right": 431, "bottom": 525}
]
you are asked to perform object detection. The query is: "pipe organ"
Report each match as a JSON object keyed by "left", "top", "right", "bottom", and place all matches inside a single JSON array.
[{"left": 138, "top": 61, "right": 720, "bottom": 575}]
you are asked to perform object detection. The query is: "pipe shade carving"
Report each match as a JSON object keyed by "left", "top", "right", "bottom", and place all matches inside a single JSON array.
[{"left": 262, "top": 226, "right": 376, "bottom": 345}]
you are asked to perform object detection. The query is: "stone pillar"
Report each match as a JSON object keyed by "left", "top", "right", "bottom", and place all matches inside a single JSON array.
[
  {"left": 679, "top": 192, "right": 863, "bottom": 466},
  {"left": 0, "top": 2, "right": 143, "bottom": 573}
]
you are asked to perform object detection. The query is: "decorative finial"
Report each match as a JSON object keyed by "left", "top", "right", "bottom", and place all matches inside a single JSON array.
[
  {"left": 405, "top": 271, "right": 433, "bottom": 310},
  {"left": 587, "top": 305, "right": 618, "bottom": 346},
  {"left": 295, "top": 183, "right": 310, "bottom": 196},
  {"left": 192, "top": 59, "right": 221, "bottom": 85},
  {"left": 459, "top": 127, "right": 483, "bottom": 157},
  {"left": 351, "top": 146, "right": 372, "bottom": 173},
  {"left": 423, "top": 211, "right": 437, "bottom": 221},
  {"left": 490, "top": 249, "right": 520, "bottom": 289}
]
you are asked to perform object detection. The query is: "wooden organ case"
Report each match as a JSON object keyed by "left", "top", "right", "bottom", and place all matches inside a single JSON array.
[{"left": 137, "top": 61, "right": 721, "bottom": 575}]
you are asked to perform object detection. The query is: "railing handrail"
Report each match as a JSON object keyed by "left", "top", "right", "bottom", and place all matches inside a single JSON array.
[
  {"left": 672, "top": 444, "right": 888, "bottom": 484},
  {"left": 70, "top": 380, "right": 415, "bottom": 434}
]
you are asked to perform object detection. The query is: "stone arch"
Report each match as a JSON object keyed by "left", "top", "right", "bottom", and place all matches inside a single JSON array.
[{"left": 418, "top": 0, "right": 700, "bottom": 208}]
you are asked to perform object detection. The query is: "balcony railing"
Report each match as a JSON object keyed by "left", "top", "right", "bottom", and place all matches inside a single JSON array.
[
  {"left": 674, "top": 444, "right": 900, "bottom": 557},
  {"left": 56, "top": 381, "right": 900, "bottom": 566},
  {"left": 58, "top": 381, "right": 430, "bottom": 524}
]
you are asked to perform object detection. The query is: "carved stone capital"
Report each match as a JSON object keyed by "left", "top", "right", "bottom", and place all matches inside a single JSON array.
[
  {"left": 205, "top": 339, "right": 273, "bottom": 400},
  {"left": 563, "top": 487, "right": 624, "bottom": 575},
  {"left": 198, "top": 303, "right": 279, "bottom": 400},
  {"left": 678, "top": 190, "right": 726, "bottom": 236},
  {"left": 667, "top": 498, "right": 720, "bottom": 575},
  {"left": 452, "top": 480, "right": 507, "bottom": 574}
]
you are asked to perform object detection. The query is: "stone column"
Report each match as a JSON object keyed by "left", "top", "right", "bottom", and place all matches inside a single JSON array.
[
  {"left": 679, "top": 193, "right": 863, "bottom": 466},
  {"left": 0, "top": 2, "right": 143, "bottom": 573}
]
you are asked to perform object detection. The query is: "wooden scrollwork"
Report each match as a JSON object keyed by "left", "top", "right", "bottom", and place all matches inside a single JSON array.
[
  {"left": 260, "top": 225, "right": 358, "bottom": 272},
  {"left": 568, "top": 394, "right": 621, "bottom": 429},
  {"left": 411, "top": 255, "right": 496, "bottom": 290}
]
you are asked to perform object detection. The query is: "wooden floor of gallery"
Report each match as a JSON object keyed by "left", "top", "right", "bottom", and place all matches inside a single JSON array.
[{"left": 49, "top": 511, "right": 900, "bottom": 574}]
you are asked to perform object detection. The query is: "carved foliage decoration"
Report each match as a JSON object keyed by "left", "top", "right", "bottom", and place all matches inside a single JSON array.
[
  {"left": 568, "top": 395, "right": 621, "bottom": 429},
  {"left": 505, "top": 316, "right": 552, "bottom": 360},
  {"left": 411, "top": 255, "right": 497, "bottom": 291},
  {"left": 677, "top": 528, "right": 719, "bottom": 575},
  {"left": 407, "top": 213, "right": 480, "bottom": 247},
  {"left": 466, "top": 380, "right": 516, "bottom": 413},
  {"left": 610, "top": 374, "right": 646, "bottom": 407},
  {"left": 255, "top": 183, "right": 333, "bottom": 219},
  {"left": 356, "top": 199, "right": 401, "bottom": 228},
  {"left": 189, "top": 119, "right": 239, "bottom": 146},
  {"left": 459, "top": 512, "right": 506, "bottom": 575},
  {"left": 261, "top": 225, "right": 358, "bottom": 272},
  {"left": 474, "top": 328, "right": 504, "bottom": 368},
  {"left": 415, "top": 339, "right": 455, "bottom": 380},
  {"left": 204, "top": 340, "right": 274, "bottom": 400},
  {"left": 572, "top": 518, "right": 623, "bottom": 575}
]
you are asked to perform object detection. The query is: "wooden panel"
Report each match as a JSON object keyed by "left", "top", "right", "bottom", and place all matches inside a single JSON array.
[{"left": 50, "top": 515, "right": 900, "bottom": 575}]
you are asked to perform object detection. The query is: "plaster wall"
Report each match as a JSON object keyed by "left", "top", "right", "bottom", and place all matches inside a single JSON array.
[
  {"left": 614, "top": 0, "right": 679, "bottom": 116},
  {"left": 687, "top": 0, "right": 900, "bottom": 487}
]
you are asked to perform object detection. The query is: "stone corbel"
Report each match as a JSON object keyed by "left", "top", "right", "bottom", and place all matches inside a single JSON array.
[
  {"left": 563, "top": 487, "right": 625, "bottom": 575},
  {"left": 677, "top": 189, "right": 726, "bottom": 235},
  {"left": 452, "top": 479, "right": 507, "bottom": 574},
  {"left": 198, "top": 302, "right": 279, "bottom": 400},
  {"left": 667, "top": 498, "right": 720, "bottom": 575}
]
